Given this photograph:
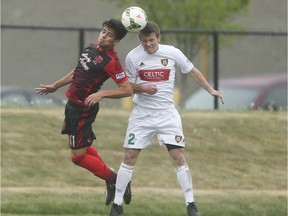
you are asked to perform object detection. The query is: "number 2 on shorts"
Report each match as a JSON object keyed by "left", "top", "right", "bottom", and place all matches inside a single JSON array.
[{"left": 128, "top": 133, "right": 135, "bottom": 145}]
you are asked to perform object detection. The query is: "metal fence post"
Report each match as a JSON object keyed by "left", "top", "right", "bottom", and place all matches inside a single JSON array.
[
  {"left": 213, "top": 31, "right": 219, "bottom": 110},
  {"left": 79, "top": 29, "right": 85, "bottom": 57}
]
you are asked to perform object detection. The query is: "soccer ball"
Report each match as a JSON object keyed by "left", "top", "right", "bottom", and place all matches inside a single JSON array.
[{"left": 121, "top": 6, "right": 148, "bottom": 32}]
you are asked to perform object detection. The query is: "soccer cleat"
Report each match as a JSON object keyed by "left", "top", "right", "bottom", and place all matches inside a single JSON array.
[
  {"left": 123, "top": 181, "right": 132, "bottom": 205},
  {"left": 187, "top": 202, "right": 201, "bottom": 216},
  {"left": 105, "top": 181, "right": 116, "bottom": 205},
  {"left": 109, "top": 203, "right": 123, "bottom": 216}
]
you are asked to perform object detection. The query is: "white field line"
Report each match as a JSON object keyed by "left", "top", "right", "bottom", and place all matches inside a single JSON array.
[{"left": 2, "top": 187, "right": 287, "bottom": 196}]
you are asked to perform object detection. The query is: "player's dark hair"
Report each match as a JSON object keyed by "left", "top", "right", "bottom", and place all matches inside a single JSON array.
[
  {"left": 102, "top": 19, "right": 128, "bottom": 40},
  {"left": 139, "top": 21, "right": 161, "bottom": 38}
]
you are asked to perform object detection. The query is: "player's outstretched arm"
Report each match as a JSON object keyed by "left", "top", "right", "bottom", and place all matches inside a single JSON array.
[
  {"left": 35, "top": 70, "right": 75, "bottom": 95},
  {"left": 84, "top": 80, "right": 133, "bottom": 107},
  {"left": 189, "top": 67, "right": 225, "bottom": 104}
]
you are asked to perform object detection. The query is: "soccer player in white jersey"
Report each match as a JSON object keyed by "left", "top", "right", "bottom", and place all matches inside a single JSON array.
[{"left": 109, "top": 21, "right": 224, "bottom": 216}]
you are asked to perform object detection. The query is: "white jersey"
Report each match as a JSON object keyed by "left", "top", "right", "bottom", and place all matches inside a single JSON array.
[{"left": 125, "top": 44, "right": 194, "bottom": 109}]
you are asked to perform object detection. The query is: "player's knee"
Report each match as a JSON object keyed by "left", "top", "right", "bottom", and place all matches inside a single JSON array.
[
  {"left": 169, "top": 149, "right": 186, "bottom": 166},
  {"left": 71, "top": 153, "right": 86, "bottom": 165},
  {"left": 123, "top": 149, "right": 140, "bottom": 165}
]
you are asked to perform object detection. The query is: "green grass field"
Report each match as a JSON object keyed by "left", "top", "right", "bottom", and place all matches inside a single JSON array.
[{"left": 1, "top": 107, "right": 287, "bottom": 216}]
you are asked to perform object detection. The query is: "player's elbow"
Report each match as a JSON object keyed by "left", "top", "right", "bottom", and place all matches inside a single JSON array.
[
  {"left": 126, "top": 86, "right": 133, "bottom": 96},
  {"left": 122, "top": 85, "right": 133, "bottom": 97},
  {"left": 119, "top": 81, "right": 133, "bottom": 96}
]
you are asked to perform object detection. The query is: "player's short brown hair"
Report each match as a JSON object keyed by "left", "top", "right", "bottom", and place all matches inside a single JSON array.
[{"left": 139, "top": 21, "right": 161, "bottom": 38}]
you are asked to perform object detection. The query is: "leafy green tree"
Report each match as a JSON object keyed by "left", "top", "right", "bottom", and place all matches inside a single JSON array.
[
  {"left": 113, "top": 0, "right": 249, "bottom": 29},
  {"left": 108, "top": 0, "right": 250, "bottom": 106}
]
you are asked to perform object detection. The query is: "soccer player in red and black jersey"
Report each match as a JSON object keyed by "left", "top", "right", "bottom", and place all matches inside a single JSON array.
[{"left": 35, "top": 19, "right": 133, "bottom": 205}]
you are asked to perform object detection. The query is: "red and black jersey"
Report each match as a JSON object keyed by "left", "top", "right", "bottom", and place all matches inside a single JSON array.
[{"left": 66, "top": 42, "right": 128, "bottom": 106}]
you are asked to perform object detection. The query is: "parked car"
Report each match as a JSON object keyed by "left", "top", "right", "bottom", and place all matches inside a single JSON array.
[
  {"left": 184, "top": 74, "right": 287, "bottom": 111},
  {"left": 1, "top": 85, "right": 66, "bottom": 107}
]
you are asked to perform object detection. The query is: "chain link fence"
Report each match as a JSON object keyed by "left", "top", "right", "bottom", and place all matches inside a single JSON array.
[{"left": 1, "top": 25, "right": 287, "bottom": 110}]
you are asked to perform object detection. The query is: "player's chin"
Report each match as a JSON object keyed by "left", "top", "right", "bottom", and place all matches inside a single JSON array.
[
  {"left": 99, "top": 43, "right": 111, "bottom": 50},
  {"left": 145, "top": 48, "right": 157, "bottom": 54}
]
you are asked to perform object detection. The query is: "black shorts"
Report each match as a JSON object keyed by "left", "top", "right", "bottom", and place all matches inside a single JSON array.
[
  {"left": 61, "top": 100, "right": 99, "bottom": 150},
  {"left": 165, "top": 144, "right": 184, "bottom": 151}
]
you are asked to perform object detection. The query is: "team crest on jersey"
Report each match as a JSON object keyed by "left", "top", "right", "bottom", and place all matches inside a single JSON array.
[
  {"left": 175, "top": 135, "right": 183, "bottom": 143},
  {"left": 161, "top": 58, "right": 168, "bottom": 66},
  {"left": 94, "top": 55, "right": 103, "bottom": 64}
]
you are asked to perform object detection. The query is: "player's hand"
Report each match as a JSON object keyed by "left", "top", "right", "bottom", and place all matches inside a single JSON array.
[
  {"left": 211, "top": 90, "right": 225, "bottom": 104},
  {"left": 84, "top": 92, "right": 102, "bottom": 107},
  {"left": 141, "top": 84, "right": 158, "bottom": 95},
  {"left": 35, "top": 84, "right": 57, "bottom": 95}
]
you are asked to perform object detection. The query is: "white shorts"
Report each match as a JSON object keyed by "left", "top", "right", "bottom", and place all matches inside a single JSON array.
[{"left": 123, "top": 105, "right": 185, "bottom": 149}]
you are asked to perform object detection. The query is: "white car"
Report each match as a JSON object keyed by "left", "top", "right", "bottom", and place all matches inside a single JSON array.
[{"left": 185, "top": 74, "right": 287, "bottom": 111}]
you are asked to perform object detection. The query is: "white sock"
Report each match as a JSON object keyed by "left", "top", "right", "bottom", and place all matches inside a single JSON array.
[
  {"left": 176, "top": 165, "right": 194, "bottom": 204},
  {"left": 114, "top": 162, "right": 134, "bottom": 205}
]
